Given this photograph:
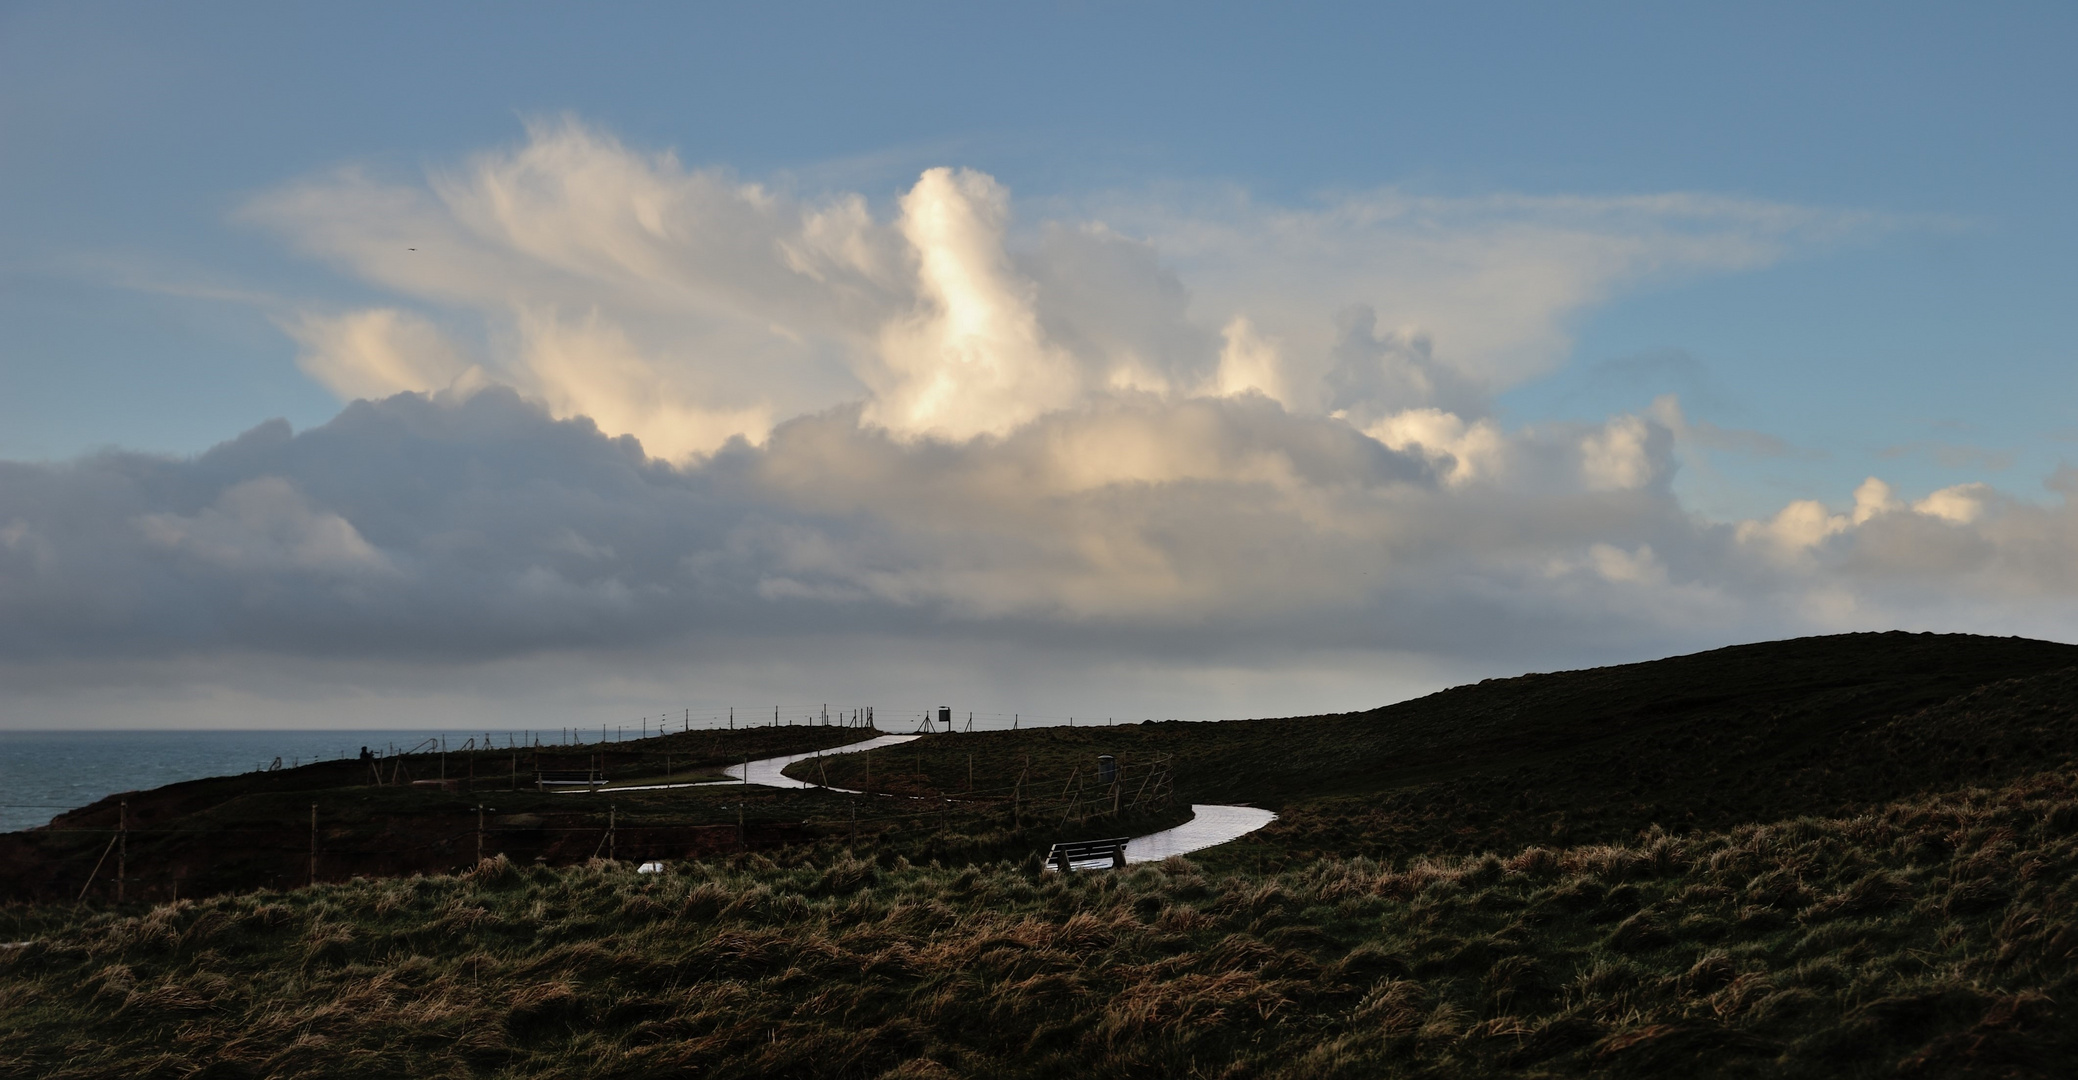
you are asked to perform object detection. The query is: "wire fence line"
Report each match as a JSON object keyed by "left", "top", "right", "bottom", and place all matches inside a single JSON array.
[{"left": 25, "top": 750, "right": 1179, "bottom": 906}]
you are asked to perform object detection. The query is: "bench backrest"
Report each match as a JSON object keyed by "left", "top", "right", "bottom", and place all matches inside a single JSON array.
[{"left": 1046, "top": 837, "right": 1129, "bottom": 872}]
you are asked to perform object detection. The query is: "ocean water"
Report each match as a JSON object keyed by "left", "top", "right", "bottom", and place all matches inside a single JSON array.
[{"left": 0, "top": 729, "right": 547, "bottom": 833}]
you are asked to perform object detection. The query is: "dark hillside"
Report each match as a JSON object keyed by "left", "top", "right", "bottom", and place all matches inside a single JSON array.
[
  {"left": 13, "top": 632, "right": 2077, "bottom": 900},
  {"left": 9, "top": 632, "right": 2078, "bottom": 1078},
  {"left": 809, "top": 632, "right": 2078, "bottom": 866},
  {"left": 0, "top": 725, "right": 882, "bottom": 904}
]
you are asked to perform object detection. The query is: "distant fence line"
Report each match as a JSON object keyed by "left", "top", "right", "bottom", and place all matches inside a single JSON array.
[
  {"left": 62, "top": 708, "right": 1225, "bottom": 780},
  {"left": 35, "top": 749, "right": 1177, "bottom": 906}
]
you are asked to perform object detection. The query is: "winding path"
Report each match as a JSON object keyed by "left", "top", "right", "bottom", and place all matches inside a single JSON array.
[
  {"left": 726, "top": 733, "right": 1276, "bottom": 862},
  {"left": 726, "top": 734, "right": 923, "bottom": 788}
]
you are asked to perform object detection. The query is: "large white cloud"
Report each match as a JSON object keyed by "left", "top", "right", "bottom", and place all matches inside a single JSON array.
[
  {"left": 241, "top": 117, "right": 1866, "bottom": 459},
  {"left": 3, "top": 118, "right": 2064, "bottom": 726}
]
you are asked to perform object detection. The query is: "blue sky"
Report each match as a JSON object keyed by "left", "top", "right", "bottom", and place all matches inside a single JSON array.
[{"left": 2, "top": 3, "right": 2075, "bottom": 726}]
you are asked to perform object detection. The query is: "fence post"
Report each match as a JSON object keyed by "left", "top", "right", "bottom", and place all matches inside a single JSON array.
[
  {"left": 117, "top": 801, "right": 127, "bottom": 905},
  {"left": 477, "top": 805, "right": 485, "bottom": 865},
  {"left": 308, "top": 804, "right": 317, "bottom": 888},
  {"left": 78, "top": 832, "right": 119, "bottom": 904},
  {"left": 608, "top": 805, "right": 616, "bottom": 863}
]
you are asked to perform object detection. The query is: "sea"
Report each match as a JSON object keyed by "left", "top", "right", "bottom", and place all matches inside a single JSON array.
[{"left": 0, "top": 729, "right": 546, "bottom": 833}]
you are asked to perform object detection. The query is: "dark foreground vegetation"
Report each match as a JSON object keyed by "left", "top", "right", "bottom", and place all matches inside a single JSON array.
[{"left": 4, "top": 631, "right": 2078, "bottom": 1077}]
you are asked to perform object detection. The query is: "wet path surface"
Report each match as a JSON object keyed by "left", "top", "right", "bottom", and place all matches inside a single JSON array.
[
  {"left": 727, "top": 733, "right": 923, "bottom": 788},
  {"left": 1123, "top": 804, "right": 1278, "bottom": 863},
  {"left": 723, "top": 734, "right": 1277, "bottom": 861},
  {"left": 560, "top": 734, "right": 1278, "bottom": 860}
]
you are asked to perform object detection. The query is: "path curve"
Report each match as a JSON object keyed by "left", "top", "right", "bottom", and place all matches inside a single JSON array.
[
  {"left": 1123, "top": 804, "right": 1277, "bottom": 863},
  {"left": 733, "top": 734, "right": 1276, "bottom": 862},
  {"left": 727, "top": 733, "right": 922, "bottom": 788}
]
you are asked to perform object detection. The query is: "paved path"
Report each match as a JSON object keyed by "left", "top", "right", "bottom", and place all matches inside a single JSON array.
[
  {"left": 1123, "top": 804, "right": 1278, "bottom": 863},
  {"left": 728, "top": 734, "right": 1277, "bottom": 862},
  {"left": 727, "top": 733, "right": 923, "bottom": 788},
  {"left": 562, "top": 734, "right": 1278, "bottom": 860}
]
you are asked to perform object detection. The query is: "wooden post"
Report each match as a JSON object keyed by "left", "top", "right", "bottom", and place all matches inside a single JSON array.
[
  {"left": 116, "top": 801, "right": 127, "bottom": 904},
  {"left": 476, "top": 805, "right": 485, "bottom": 865},
  {"left": 1129, "top": 763, "right": 1153, "bottom": 811},
  {"left": 737, "top": 804, "right": 745, "bottom": 849},
  {"left": 511, "top": 752, "right": 518, "bottom": 791},
  {"left": 308, "top": 804, "right": 317, "bottom": 888},
  {"left": 849, "top": 801, "right": 857, "bottom": 841},
  {"left": 967, "top": 754, "right": 973, "bottom": 791},
  {"left": 608, "top": 805, "right": 616, "bottom": 863},
  {"left": 78, "top": 833, "right": 119, "bottom": 903}
]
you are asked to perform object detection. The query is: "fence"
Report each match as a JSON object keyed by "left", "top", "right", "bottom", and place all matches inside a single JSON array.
[{"left": 12, "top": 749, "right": 1178, "bottom": 907}]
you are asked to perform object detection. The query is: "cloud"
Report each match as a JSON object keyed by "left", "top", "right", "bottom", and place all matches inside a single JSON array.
[
  {"left": 285, "top": 308, "right": 477, "bottom": 400},
  {"left": 4, "top": 382, "right": 2075, "bottom": 725},
  {"left": 0, "top": 385, "right": 1731, "bottom": 697},
  {"left": 137, "top": 476, "right": 394, "bottom": 577},
  {"left": 12, "top": 118, "right": 2063, "bottom": 726},
  {"left": 239, "top": 116, "right": 1872, "bottom": 463},
  {"left": 862, "top": 168, "right": 1085, "bottom": 440}
]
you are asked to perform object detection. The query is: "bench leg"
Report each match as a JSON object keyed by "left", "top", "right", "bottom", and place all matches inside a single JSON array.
[
  {"left": 1112, "top": 844, "right": 1125, "bottom": 870},
  {"left": 1055, "top": 849, "right": 1071, "bottom": 874}
]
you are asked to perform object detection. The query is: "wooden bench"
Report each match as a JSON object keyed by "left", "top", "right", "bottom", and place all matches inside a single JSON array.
[{"left": 1046, "top": 836, "right": 1129, "bottom": 872}]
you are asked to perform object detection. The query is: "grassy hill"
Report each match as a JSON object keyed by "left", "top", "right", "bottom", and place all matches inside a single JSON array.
[
  {"left": 6, "top": 631, "right": 2078, "bottom": 1077},
  {"left": 3, "top": 765, "right": 2074, "bottom": 1078},
  {"left": 808, "top": 632, "right": 2078, "bottom": 868}
]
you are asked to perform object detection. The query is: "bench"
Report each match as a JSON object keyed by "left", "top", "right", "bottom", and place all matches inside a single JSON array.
[
  {"left": 535, "top": 769, "right": 604, "bottom": 789},
  {"left": 1045, "top": 836, "right": 1129, "bottom": 872}
]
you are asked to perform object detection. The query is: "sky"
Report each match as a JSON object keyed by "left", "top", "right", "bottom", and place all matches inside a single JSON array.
[{"left": 2, "top": 2, "right": 2076, "bottom": 729}]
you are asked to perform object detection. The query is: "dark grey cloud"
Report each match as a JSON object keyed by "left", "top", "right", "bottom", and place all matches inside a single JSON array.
[{"left": 8, "top": 384, "right": 2078, "bottom": 731}]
